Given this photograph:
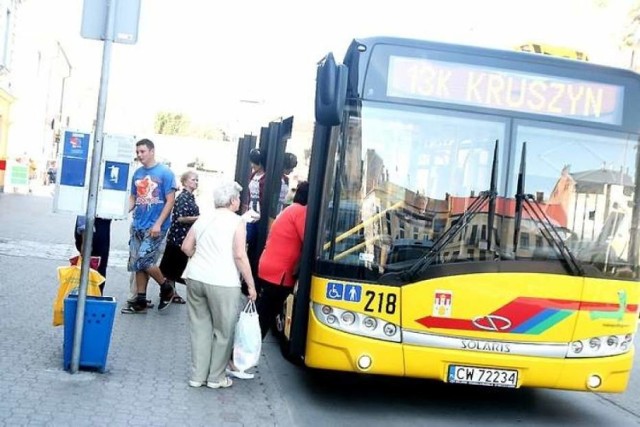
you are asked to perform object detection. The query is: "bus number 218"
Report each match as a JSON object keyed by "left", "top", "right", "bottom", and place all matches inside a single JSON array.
[{"left": 364, "top": 291, "right": 397, "bottom": 314}]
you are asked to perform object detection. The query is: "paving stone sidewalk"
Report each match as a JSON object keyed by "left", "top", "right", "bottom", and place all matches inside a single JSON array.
[{"left": 0, "top": 192, "right": 293, "bottom": 426}]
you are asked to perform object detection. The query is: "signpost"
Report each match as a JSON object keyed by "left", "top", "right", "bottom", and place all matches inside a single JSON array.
[
  {"left": 81, "top": 0, "right": 141, "bottom": 44},
  {"left": 71, "top": 0, "right": 140, "bottom": 374}
]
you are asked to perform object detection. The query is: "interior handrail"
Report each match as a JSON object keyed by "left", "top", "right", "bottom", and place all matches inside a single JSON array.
[{"left": 323, "top": 200, "right": 404, "bottom": 251}]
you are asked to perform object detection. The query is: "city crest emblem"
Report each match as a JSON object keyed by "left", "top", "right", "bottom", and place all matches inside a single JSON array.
[{"left": 433, "top": 290, "right": 452, "bottom": 318}]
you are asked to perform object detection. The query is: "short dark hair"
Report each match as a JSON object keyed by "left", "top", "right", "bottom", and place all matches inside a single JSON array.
[
  {"left": 249, "top": 148, "right": 263, "bottom": 167},
  {"left": 136, "top": 138, "right": 155, "bottom": 150},
  {"left": 283, "top": 152, "right": 297, "bottom": 170},
  {"left": 293, "top": 181, "right": 309, "bottom": 206}
]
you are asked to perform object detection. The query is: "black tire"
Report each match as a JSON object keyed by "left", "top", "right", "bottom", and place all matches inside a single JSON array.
[{"left": 276, "top": 308, "right": 304, "bottom": 366}]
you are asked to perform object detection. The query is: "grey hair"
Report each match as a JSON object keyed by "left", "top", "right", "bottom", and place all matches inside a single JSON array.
[
  {"left": 180, "top": 170, "right": 197, "bottom": 185},
  {"left": 213, "top": 181, "right": 242, "bottom": 208}
]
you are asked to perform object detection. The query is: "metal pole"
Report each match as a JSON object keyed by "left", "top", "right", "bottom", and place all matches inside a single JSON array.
[
  {"left": 56, "top": 41, "right": 72, "bottom": 158},
  {"left": 628, "top": 135, "right": 640, "bottom": 278},
  {"left": 70, "top": 0, "right": 116, "bottom": 374}
]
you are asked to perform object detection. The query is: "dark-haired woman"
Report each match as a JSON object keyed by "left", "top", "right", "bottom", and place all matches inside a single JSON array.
[
  {"left": 244, "top": 148, "right": 265, "bottom": 239},
  {"left": 278, "top": 152, "right": 297, "bottom": 213},
  {"left": 243, "top": 148, "right": 266, "bottom": 281},
  {"left": 256, "top": 181, "right": 309, "bottom": 339}
]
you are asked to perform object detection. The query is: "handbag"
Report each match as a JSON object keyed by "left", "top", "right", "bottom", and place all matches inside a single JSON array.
[{"left": 232, "top": 301, "right": 262, "bottom": 372}]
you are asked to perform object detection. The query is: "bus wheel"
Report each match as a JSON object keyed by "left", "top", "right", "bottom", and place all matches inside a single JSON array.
[{"left": 276, "top": 311, "right": 304, "bottom": 366}]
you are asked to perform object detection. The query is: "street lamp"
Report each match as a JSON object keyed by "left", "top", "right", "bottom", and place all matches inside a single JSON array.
[{"left": 55, "top": 41, "right": 71, "bottom": 158}]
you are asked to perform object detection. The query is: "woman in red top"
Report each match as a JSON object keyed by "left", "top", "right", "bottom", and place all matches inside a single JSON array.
[{"left": 256, "top": 181, "right": 309, "bottom": 339}]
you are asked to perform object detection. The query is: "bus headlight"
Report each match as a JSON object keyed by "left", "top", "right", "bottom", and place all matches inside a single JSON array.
[
  {"left": 383, "top": 323, "right": 397, "bottom": 337},
  {"left": 341, "top": 311, "right": 356, "bottom": 325},
  {"left": 312, "top": 303, "right": 401, "bottom": 342},
  {"left": 567, "top": 333, "right": 633, "bottom": 358},
  {"left": 570, "top": 341, "right": 583, "bottom": 354},
  {"left": 363, "top": 317, "right": 377, "bottom": 330},
  {"left": 620, "top": 334, "right": 633, "bottom": 352}
]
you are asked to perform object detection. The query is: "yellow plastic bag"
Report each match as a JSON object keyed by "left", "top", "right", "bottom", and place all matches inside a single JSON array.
[{"left": 53, "top": 264, "right": 104, "bottom": 326}]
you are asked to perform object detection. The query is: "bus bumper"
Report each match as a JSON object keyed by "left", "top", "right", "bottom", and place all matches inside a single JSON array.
[
  {"left": 403, "top": 345, "right": 634, "bottom": 392},
  {"left": 305, "top": 309, "right": 405, "bottom": 376},
  {"left": 305, "top": 313, "right": 634, "bottom": 392}
]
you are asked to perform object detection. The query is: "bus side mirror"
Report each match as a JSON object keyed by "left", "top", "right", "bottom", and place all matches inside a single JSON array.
[{"left": 315, "top": 53, "right": 348, "bottom": 127}]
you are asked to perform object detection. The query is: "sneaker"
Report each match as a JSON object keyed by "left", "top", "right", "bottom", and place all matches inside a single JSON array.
[
  {"left": 225, "top": 369, "right": 254, "bottom": 380},
  {"left": 206, "top": 377, "right": 233, "bottom": 389},
  {"left": 121, "top": 301, "right": 147, "bottom": 314},
  {"left": 158, "top": 282, "right": 175, "bottom": 311},
  {"left": 188, "top": 380, "right": 205, "bottom": 388}
]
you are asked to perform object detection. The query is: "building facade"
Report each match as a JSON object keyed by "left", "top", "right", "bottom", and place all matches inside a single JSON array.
[{"left": 0, "top": 0, "right": 21, "bottom": 192}]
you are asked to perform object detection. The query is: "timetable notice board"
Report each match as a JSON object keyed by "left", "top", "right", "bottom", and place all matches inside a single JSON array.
[{"left": 54, "top": 131, "right": 136, "bottom": 219}]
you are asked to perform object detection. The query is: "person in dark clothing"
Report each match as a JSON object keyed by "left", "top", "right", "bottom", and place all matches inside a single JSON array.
[
  {"left": 243, "top": 148, "right": 265, "bottom": 244},
  {"left": 242, "top": 148, "right": 265, "bottom": 292},
  {"left": 74, "top": 216, "right": 112, "bottom": 294},
  {"left": 278, "top": 153, "right": 298, "bottom": 213},
  {"left": 159, "top": 170, "right": 200, "bottom": 304}
]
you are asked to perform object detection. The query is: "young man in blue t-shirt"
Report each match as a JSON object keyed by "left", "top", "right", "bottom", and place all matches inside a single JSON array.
[{"left": 122, "top": 138, "right": 177, "bottom": 314}]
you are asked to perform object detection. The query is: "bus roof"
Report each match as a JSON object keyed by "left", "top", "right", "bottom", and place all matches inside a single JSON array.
[{"left": 516, "top": 42, "right": 590, "bottom": 61}]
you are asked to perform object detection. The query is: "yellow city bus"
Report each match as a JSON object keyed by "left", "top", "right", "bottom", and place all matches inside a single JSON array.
[
  {"left": 280, "top": 37, "right": 640, "bottom": 393},
  {"left": 518, "top": 42, "right": 590, "bottom": 61}
]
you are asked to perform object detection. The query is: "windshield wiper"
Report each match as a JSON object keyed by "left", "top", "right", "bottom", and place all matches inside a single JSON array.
[
  {"left": 521, "top": 194, "right": 584, "bottom": 276},
  {"left": 513, "top": 142, "right": 584, "bottom": 276},
  {"left": 513, "top": 143, "right": 526, "bottom": 255},
  {"left": 380, "top": 140, "right": 499, "bottom": 285}
]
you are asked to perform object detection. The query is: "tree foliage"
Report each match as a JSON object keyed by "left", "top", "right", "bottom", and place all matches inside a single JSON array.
[
  {"left": 154, "top": 111, "right": 230, "bottom": 140},
  {"left": 154, "top": 112, "right": 190, "bottom": 135},
  {"left": 623, "top": 1, "right": 640, "bottom": 48}
]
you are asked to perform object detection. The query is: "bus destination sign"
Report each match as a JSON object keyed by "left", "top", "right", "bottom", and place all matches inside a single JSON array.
[{"left": 387, "top": 56, "right": 624, "bottom": 125}]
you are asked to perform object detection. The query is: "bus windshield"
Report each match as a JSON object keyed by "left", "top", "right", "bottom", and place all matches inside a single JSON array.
[{"left": 319, "top": 100, "right": 638, "bottom": 280}]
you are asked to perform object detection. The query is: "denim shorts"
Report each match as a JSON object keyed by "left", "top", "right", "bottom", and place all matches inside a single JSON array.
[{"left": 128, "top": 228, "right": 167, "bottom": 272}]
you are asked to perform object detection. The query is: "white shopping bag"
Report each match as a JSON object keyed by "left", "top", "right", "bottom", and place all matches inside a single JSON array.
[{"left": 233, "top": 301, "right": 262, "bottom": 372}]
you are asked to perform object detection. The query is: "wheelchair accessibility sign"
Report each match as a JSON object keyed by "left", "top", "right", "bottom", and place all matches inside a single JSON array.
[{"left": 326, "top": 282, "right": 362, "bottom": 302}]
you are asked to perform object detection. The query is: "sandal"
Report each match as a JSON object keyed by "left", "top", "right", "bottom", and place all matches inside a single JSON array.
[
  {"left": 172, "top": 295, "right": 186, "bottom": 304},
  {"left": 127, "top": 298, "right": 154, "bottom": 309}
]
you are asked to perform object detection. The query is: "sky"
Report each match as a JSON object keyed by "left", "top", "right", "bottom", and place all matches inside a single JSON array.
[{"left": 15, "top": 0, "right": 638, "bottom": 139}]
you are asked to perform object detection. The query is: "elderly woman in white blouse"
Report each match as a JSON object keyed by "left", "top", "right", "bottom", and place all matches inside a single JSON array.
[{"left": 181, "top": 181, "right": 257, "bottom": 389}]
